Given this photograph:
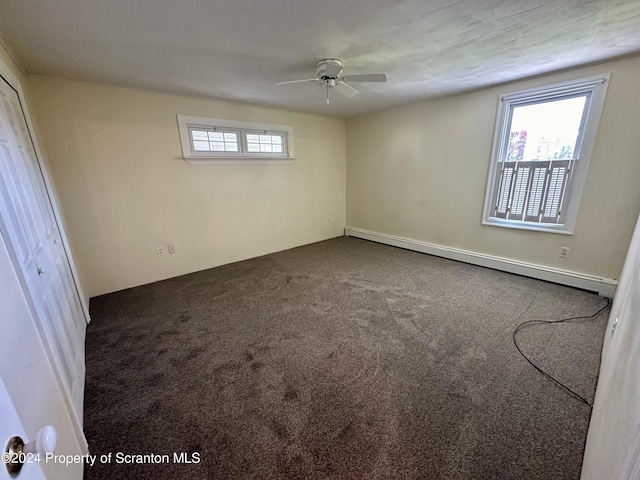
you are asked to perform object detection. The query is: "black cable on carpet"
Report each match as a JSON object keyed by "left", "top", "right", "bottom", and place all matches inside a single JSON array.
[{"left": 513, "top": 297, "right": 611, "bottom": 407}]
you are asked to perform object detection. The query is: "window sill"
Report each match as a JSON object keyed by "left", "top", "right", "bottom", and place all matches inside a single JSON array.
[
  {"left": 482, "top": 218, "right": 573, "bottom": 235},
  {"left": 183, "top": 156, "right": 296, "bottom": 165}
]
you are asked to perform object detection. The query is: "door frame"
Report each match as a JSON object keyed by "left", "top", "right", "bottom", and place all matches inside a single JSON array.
[{"left": 0, "top": 50, "right": 89, "bottom": 452}]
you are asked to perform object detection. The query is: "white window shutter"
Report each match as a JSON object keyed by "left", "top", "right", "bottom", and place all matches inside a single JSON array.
[
  {"left": 506, "top": 163, "right": 532, "bottom": 221},
  {"left": 494, "top": 162, "right": 516, "bottom": 219},
  {"left": 524, "top": 162, "right": 550, "bottom": 223},
  {"left": 541, "top": 161, "right": 571, "bottom": 223}
]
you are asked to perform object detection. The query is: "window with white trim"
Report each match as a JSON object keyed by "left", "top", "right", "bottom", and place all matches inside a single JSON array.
[
  {"left": 177, "top": 115, "right": 294, "bottom": 164},
  {"left": 482, "top": 74, "right": 609, "bottom": 234},
  {"left": 245, "top": 131, "right": 285, "bottom": 154},
  {"left": 190, "top": 127, "right": 240, "bottom": 153}
]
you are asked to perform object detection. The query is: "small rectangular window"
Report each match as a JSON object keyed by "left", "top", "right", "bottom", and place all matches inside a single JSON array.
[
  {"left": 177, "top": 115, "right": 295, "bottom": 164},
  {"left": 189, "top": 128, "right": 240, "bottom": 153},
  {"left": 245, "top": 131, "right": 286, "bottom": 155},
  {"left": 482, "top": 74, "right": 609, "bottom": 234}
]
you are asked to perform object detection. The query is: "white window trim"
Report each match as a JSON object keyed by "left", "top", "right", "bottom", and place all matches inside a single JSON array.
[
  {"left": 188, "top": 125, "right": 243, "bottom": 156},
  {"left": 482, "top": 73, "right": 610, "bottom": 235},
  {"left": 177, "top": 115, "right": 295, "bottom": 164}
]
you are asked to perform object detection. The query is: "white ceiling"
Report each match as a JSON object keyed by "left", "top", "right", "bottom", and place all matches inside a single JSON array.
[{"left": 1, "top": 0, "right": 640, "bottom": 117}]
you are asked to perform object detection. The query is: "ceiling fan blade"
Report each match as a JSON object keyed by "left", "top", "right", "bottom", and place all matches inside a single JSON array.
[
  {"left": 275, "top": 78, "right": 319, "bottom": 85},
  {"left": 340, "top": 73, "right": 387, "bottom": 83},
  {"left": 335, "top": 81, "right": 359, "bottom": 98}
]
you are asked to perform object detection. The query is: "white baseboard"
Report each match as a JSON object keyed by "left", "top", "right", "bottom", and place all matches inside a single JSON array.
[{"left": 344, "top": 227, "right": 617, "bottom": 298}]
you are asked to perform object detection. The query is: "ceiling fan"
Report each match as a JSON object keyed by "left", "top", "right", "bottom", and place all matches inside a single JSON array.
[{"left": 276, "top": 58, "right": 387, "bottom": 104}]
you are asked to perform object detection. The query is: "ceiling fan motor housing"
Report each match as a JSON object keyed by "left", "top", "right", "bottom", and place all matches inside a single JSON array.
[{"left": 316, "top": 58, "right": 343, "bottom": 80}]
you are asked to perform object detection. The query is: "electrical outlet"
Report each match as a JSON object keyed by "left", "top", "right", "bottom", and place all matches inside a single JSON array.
[
  {"left": 559, "top": 246, "right": 570, "bottom": 258},
  {"left": 168, "top": 245, "right": 176, "bottom": 254},
  {"left": 156, "top": 246, "right": 165, "bottom": 256}
]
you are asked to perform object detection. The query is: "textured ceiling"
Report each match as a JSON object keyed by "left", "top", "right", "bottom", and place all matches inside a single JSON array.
[{"left": 1, "top": 0, "right": 640, "bottom": 117}]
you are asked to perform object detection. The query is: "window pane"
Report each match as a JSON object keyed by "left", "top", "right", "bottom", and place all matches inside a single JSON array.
[
  {"left": 259, "top": 135, "right": 271, "bottom": 143},
  {"left": 224, "top": 132, "right": 237, "bottom": 142},
  {"left": 191, "top": 130, "right": 208, "bottom": 141},
  {"left": 193, "top": 141, "right": 210, "bottom": 151},
  {"left": 506, "top": 96, "right": 586, "bottom": 162},
  {"left": 247, "top": 143, "right": 260, "bottom": 152},
  {"left": 209, "top": 131, "right": 224, "bottom": 141},
  {"left": 226, "top": 143, "right": 238, "bottom": 152},
  {"left": 260, "top": 144, "right": 273, "bottom": 152},
  {"left": 211, "top": 142, "right": 225, "bottom": 151},
  {"left": 272, "top": 136, "right": 283, "bottom": 144},
  {"left": 246, "top": 134, "right": 259, "bottom": 143},
  {"left": 272, "top": 144, "right": 283, "bottom": 153}
]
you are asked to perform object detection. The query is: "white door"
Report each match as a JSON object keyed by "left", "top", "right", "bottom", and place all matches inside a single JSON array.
[{"left": 0, "top": 76, "right": 87, "bottom": 421}]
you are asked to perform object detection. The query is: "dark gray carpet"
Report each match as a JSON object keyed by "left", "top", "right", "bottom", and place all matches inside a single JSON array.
[{"left": 84, "top": 237, "right": 609, "bottom": 479}]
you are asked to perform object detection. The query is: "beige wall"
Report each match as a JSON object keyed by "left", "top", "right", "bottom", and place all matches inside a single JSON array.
[
  {"left": 21, "top": 54, "right": 640, "bottom": 295},
  {"left": 346, "top": 55, "right": 640, "bottom": 281},
  {"left": 26, "top": 78, "right": 346, "bottom": 297}
]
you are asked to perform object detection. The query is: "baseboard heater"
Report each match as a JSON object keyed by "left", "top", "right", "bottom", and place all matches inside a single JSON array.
[{"left": 344, "top": 227, "right": 617, "bottom": 298}]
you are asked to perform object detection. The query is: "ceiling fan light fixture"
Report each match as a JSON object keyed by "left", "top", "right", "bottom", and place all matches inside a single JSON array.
[{"left": 277, "top": 58, "right": 387, "bottom": 104}]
